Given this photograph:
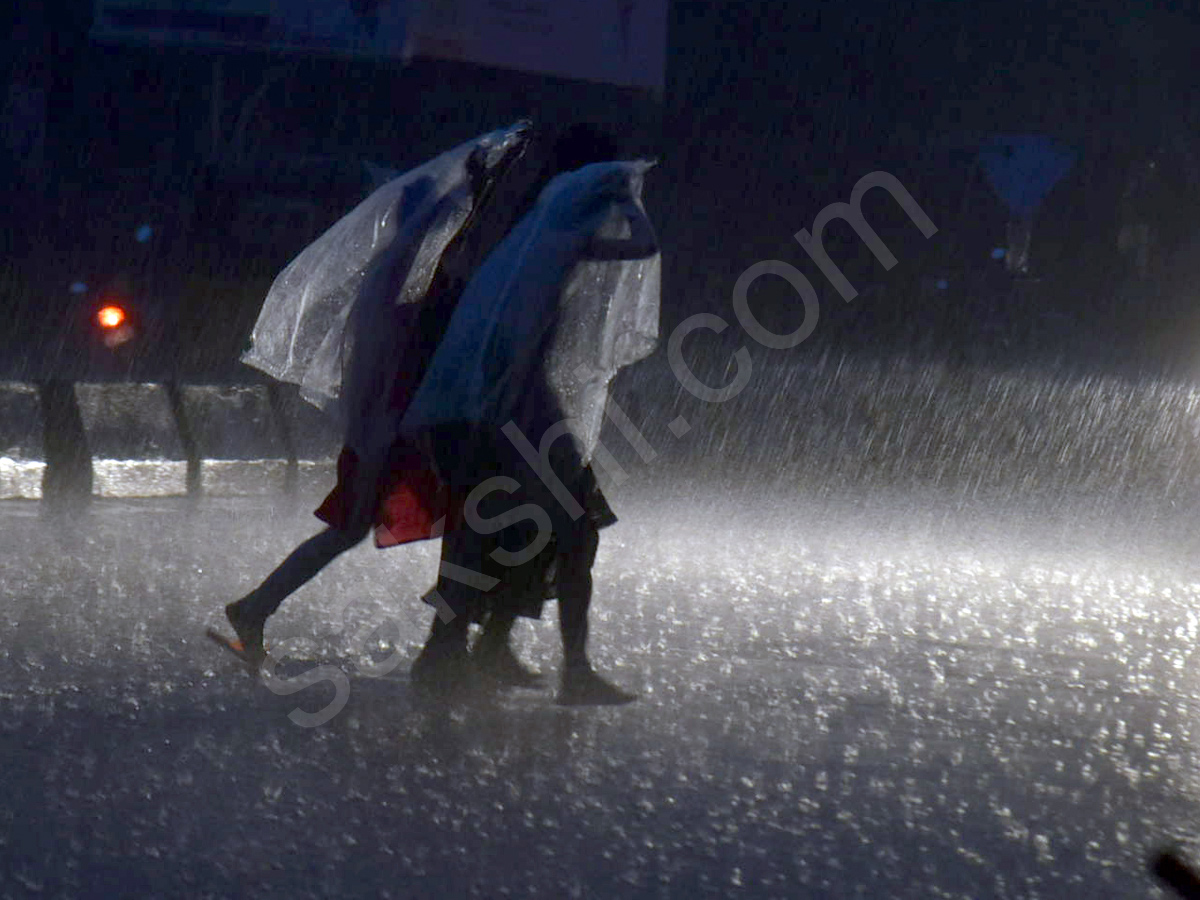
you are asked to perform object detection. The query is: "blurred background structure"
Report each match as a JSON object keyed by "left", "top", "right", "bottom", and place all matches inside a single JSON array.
[{"left": 2, "top": 1, "right": 1199, "bottom": 385}]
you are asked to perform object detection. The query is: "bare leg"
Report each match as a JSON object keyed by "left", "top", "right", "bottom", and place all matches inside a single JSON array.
[
  {"left": 410, "top": 613, "right": 471, "bottom": 688},
  {"left": 475, "top": 608, "right": 544, "bottom": 686},
  {"left": 557, "top": 525, "right": 598, "bottom": 670},
  {"left": 555, "top": 525, "right": 635, "bottom": 705},
  {"left": 478, "top": 608, "right": 517, "bottom": 649},
  {"left": 225, "top": 524, "right": 369, "bottom": 663},
  {"left": 411, "top": 528, "right": 474, "bottom": 687}
]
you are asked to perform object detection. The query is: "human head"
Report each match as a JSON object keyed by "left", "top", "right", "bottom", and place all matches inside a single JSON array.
[
  {"left": 503, "top": 121, "right": 625, "bottom": 227},
  {"left": 545, "top": 122, "right": 622, "bottom": 177}
]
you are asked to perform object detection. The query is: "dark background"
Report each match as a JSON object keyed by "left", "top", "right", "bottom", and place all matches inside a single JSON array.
[
  {"left": 3, "top": 1, "right": 1199, "bottom": 382},
  {"left": 4, "top": 9, "right": 1200, "bottom": 896}
]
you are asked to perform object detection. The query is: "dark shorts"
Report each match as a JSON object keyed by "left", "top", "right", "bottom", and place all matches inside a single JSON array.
[{"left": 423, "top": 423, "right": 616, "bottom": 621}]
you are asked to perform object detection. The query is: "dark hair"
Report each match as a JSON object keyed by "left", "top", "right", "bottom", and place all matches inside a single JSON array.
[
  {"left": 497, "top": 122, "right": 622, "bottom": 230},
  {"left": 546, "top": 122, "right": 622, "bottom": 175}
]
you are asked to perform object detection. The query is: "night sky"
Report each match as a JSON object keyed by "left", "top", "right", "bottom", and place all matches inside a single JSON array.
[{"left": 2, "top": 1, "right": 1199, "bottom": 378}]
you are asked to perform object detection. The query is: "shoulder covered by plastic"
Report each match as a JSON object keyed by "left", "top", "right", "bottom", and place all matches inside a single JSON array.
[
  {"left": 401, "top": 159, "right": 661, "bottom": 462},
  {"left": 239, "top": 121, "right": 529, "bottom": 413}
]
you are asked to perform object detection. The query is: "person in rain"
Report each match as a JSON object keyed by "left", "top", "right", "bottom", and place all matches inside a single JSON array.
[
  {"left": 213, "top": 123, "right": 658, "bottom": 707},
  {"left": 211, "top": 121, "right": 534, "bottom": 667},
  {"left": 401, "top": 147, "right": 660, "bottom": 705}
]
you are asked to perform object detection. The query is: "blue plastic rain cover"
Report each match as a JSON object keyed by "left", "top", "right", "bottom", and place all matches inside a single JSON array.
[{"left": 401, "top": 160, "right": 661, "bottom": 464}]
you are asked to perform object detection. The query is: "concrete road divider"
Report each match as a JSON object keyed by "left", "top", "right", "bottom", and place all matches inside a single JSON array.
[
  {"left": 178, "top": 384, "right": 289, "bottom": 496},
  {"left": 267, "top": 383, "right": 340, "bottom": 488},
  {"left": 0, "top": 382, "right": 45, "bottom": 499},
  {"left": 2, "top": 381, "right": 345, "bottom": 503},
  {"left": 75, "top": 382, "right": 189, "bottom": 497}
]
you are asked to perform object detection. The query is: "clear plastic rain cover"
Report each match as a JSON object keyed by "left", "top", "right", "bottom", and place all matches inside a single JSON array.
[
  {"left": 240, "top": 121, "right": 531, "bottom": 430},
  {"left": 401, "top": 160, "right": 661, "bottom": 462}
]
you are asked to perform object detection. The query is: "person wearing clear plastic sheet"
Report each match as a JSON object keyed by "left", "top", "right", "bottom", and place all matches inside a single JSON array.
[
  {"left": 213, "top": 126, "right": 536, "bottom": 668},
  {"left": 403, "top": 156, "right": 660, "bottom": 705},
  {"left": 214, "top": 123, "right": 651, "bottom": 688}
]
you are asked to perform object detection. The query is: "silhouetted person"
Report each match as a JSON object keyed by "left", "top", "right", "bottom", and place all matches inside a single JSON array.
[
  {"left": 403, "top": 137, "right": 660, "bottom": 704},
  {"left": 213, "top": 125, "right": 532, "bottom": 666}
]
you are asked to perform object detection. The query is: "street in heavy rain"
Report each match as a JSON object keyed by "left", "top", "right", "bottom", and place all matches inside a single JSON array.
[
  {"left": 7, "top": 350, "right": 1200, "bottom": 897},
  {"left": 6, "top": 2, "right": 1200, "bottom": 899}
]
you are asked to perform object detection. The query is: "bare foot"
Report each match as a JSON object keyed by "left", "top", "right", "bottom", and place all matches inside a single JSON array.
[
  {"left": 473, "top": 641, "right": 544, "bottom": 688},
  {"left": 410, "top": 635, "right": 472, "bottom": 692},
  {"left": 557, "top": 665, "right": 637, "bottom": 706},
  {"left": 221, "top": 599, "right": 266, "bottom": 671}
]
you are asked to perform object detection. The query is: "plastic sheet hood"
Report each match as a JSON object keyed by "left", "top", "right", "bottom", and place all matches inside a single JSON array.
[
  {"left": 240, "top": 121, "right": 532, "bottom": 418},
  {"left": 401, "top": 159, "right": 661, "bottom": 463}
]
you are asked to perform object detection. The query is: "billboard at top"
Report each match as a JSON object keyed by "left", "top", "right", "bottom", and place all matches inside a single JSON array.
[
  {"left": 406, "top": 0, "right": 666, "bottom": 91},
  {"left": 91, "top": 1, "right": 411, "bottom": 58},
  {"left": 91, "top": 0, "right": 666, "bottom": 91}
]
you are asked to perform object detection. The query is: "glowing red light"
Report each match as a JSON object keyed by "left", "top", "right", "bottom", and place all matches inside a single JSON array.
[{"left": 97, "top": 305, "right": 126, "bottom": 329}]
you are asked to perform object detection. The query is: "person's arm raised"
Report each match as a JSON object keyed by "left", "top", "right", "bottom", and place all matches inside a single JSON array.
[{"left": 585, "top": 201, "right": 658, "bottom": 261}]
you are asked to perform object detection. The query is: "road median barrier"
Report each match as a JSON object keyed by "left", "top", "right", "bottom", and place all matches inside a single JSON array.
[
  {"left": 268, "top": 383, "right": 340, "bottom": 489},
  {"left": 178, "top": 384, "right": 289, "bottom": 496},
  {"left": 76, "top": 382, "right": 188, "bottom": 497},
  {"left": 0, "top": 382, "right": 45, "bottom": 499}
]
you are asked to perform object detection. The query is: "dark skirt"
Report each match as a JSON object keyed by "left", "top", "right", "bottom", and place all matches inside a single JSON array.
[{"left": 421, "top": 423, "right": 617, "bottom": 622}]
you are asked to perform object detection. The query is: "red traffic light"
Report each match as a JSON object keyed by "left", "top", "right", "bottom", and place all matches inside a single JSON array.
[
  {"left": 95, "top": 304, "right": 135, "bottom": 348},
  {"left": 97, "top": 305, "right": 127, "bottom": 329}
]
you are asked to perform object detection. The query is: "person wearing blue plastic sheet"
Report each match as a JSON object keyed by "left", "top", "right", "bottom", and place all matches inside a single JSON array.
[
  {"left": 402, "top": 154, "right": 661, "bottom": 705},
  {"left": 211, "top": 121, "right": 657, "bottom": 700}
]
